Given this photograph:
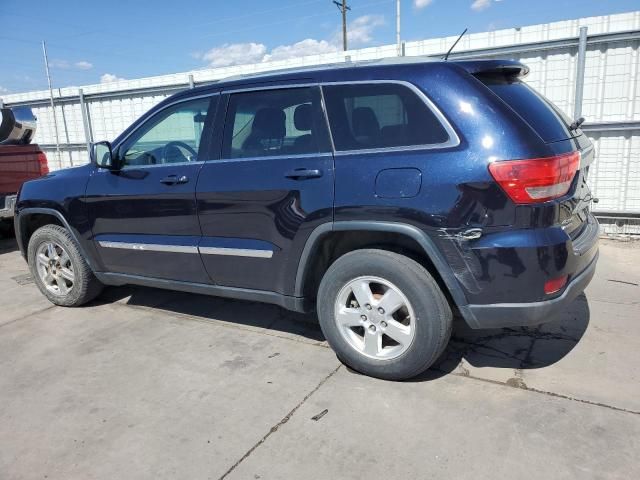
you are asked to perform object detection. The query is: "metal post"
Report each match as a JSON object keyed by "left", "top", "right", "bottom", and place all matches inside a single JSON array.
[
  {"left": 574, "top": 26, "right": 588, "bottom": 119},
  {"left": 396, "top": 0, "right": 401, "bottom": 56},
  {"left": 402, "top": 41, "right": 406, "bottom": 57},
  {"left": 58, "top": 88, "right": 73, "bottom": 166},
  {"left": 41, "top": 41, "right": 62, "bottom": 169},
  {"left": 188, "top": 74, "right": 195, "bottom": 89},
  {"left": 78, "top": 88, "right": 93, "bottom": 155}
]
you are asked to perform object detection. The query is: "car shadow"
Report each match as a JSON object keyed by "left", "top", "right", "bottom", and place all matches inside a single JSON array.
[
  {"left": 415, "top": 293, "right": 591, "bottom": 382},
  {"left": 94, "top": 285, "right": 326, "bottom": 343},
  {"left": 0, "top": 235, "right": 18, "bottom": 254},
  {"left": 94, "top": 285, "right": 590, "bottom": 379}
]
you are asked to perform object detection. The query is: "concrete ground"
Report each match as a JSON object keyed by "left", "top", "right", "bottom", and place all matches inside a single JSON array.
[{"left": 0, "top": 235, "right": 638, "bottom": 479}]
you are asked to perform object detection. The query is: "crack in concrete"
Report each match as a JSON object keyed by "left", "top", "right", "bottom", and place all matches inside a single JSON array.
[
  {"left": 443, "top": 326, "right": 581, "bottom": 369},
  {"left": 109, "top": 299, "right": 638, "bottom": 416},
  {"left": 513, "top": 325, "right": 542, "bottom": 386},
  {"left": 218, "top": 364, "right": 342, "bottom": 480},
  {"left": 447, "top": 371, "right": 640, "bottom": 415},
  {"left": 0, "top": 304, "right": 56, "bottom": 330}
]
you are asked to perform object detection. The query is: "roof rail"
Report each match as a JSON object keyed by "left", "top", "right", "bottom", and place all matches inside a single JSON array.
[{"left": 214, "top": 55, "right": 441, "bottom": 84}]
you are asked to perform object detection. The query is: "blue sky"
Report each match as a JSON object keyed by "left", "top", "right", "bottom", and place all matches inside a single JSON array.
[{"left": 1, "top": 0, "right": 638, "bottom": 94}]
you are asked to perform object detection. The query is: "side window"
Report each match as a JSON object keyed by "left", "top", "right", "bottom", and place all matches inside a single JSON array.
[
  {"left": 322, "top": 83, "right": 450, "bottom": 151},
  {"left": 121, "top": 96, "right": 214, "bottom": 167},
  {"left": 222, "top": 87, "right": 328, "bottom": 159}
]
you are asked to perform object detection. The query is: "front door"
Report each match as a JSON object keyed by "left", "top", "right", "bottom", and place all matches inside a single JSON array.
[
  {"left": 196, "top": 86, "right": 334, "bottom": 295},
  {"left": 86, "top": 95, "right": 218, "bottom": 283}
]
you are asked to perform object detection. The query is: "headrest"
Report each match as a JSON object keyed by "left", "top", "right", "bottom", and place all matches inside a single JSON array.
[
  {"left": 352, "top": 107, "right": 380, "bottom": 137},
  {"left": 252, "top": 107, "right": 286, "bottom": 139},
  {"left": 294, "top": 104, "right": 313, "bottom": 131}
]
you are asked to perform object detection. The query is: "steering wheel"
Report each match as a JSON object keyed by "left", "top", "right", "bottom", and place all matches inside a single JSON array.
[{"left": 161, "top": 141, "right": 197, "bottom": 163}]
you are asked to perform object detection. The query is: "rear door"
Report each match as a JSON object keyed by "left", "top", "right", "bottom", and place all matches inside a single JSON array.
[
  {"left": 195, "top": 85, "right": 334, "bottom": 295},
  {"left": 87, "top": 94, "right": 218, "bottom": 283}
]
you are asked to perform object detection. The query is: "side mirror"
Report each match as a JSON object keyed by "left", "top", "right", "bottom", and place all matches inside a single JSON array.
[{"left": 91, "top": 141, "right": 119, "bottom": 170}]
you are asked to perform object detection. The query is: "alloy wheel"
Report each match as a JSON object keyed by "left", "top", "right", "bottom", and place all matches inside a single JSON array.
[
  {"left": 35, "top": 241, "right": 75, "bottom": 296},
  {"left": 334, "top": 276, "right": 416, "bottom": 360}
]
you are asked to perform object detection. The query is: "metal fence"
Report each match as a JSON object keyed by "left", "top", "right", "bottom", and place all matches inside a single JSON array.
[{"left": 2, "top": 11, "right": 640, "bottom": 230}]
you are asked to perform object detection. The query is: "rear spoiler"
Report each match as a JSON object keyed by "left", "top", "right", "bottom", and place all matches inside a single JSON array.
[{"left": 454, "top": 60, "right": 530, "bottom": 78}]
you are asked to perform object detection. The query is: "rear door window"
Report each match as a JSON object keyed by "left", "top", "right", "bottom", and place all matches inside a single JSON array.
[
  {"left": 222, "top": 87, "right": 330, "bottom": 159},
  {"left": 322, "top": 83, "right": 450, "bottom": 151},
  {"left": 477, "top": 76, "right": 578, "bottom": 143}
]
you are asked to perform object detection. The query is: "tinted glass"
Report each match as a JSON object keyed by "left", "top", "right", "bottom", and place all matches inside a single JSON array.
[
  {"left": 122, "top": 97, "right": 213, "bottom": 167},
  {"left": 322, "top": 83, "right": 449, "bottom": 151},
  {"left": 479, "top": 76, "right": 577, "bottom": 143},
  {"left": 222, "top": 87, "right": 327, "bottom": 159}
]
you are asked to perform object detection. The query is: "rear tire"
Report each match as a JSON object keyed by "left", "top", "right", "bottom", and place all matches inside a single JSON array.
[
  {"left": 317, "top": 249, "right": 452, "bottom": 380},
  {"left": 28, "top": 225, "right": 103, "bottom": 307}
]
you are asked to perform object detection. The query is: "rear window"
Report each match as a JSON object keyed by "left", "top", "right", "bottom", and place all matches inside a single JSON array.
[
  {"left": 322, "top": 83, "right": 450, "bottom": 151},
  {"left": 478, "top": 76, "right": 577, "bottom": 143}
]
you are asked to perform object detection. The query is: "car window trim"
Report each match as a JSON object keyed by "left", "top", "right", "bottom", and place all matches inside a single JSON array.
[
  {"left": 112, "top": 79, "right": 459, "bottom": 168},
  {"left": 321, "top": 80, "right": 460, "bottom": 154},
  {"left": 210, "top": 152, "right": 333, "bottom": 165},
  {"left": 220, "top": 80, "right": 459, "bottom": 157},
  {"left": 114, "top": 92, "right": 221, "bottom": 170},
  {"left": 219, "top": 84, "right": 330, "bottom": 161}
]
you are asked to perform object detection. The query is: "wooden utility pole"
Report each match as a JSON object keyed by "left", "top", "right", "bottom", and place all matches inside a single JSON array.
[
  {"left": 333, "top": 0, "right": 351, "bottom": 51},
  {"left": 396, "top": 0, "right": 401, "bottom": 56}
]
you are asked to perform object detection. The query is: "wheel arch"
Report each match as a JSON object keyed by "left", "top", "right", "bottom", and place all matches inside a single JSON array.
[
  {"left": 16, "top": 208, "right": 98, "bottom": 271},
  {"left": 295, "top": 221, "right": 471, "bottom": 313}
]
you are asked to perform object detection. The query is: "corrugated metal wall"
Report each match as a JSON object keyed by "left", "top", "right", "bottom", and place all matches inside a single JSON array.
[{"left": 2, "top": 11, "right": 640, "bottom": 220}]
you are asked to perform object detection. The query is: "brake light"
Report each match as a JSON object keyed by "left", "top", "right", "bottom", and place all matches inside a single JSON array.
[
  {"left": 544, "top": 275, "right": 568, "bottom": 295},
  {"left": 37, "top": 152, "right": 49, "bottom": 176},
  {"left": 488, "top": 151, "right": 580, "bottom": 203}
]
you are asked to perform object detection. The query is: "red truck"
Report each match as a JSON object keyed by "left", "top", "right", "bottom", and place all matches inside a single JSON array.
[{"left": 0, "top": 106, "right": 49, "bottom": 235}]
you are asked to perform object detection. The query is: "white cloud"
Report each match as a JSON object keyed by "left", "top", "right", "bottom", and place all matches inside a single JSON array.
[
  {"left": 49, "top": 59, "right": 93, "bottom": 70},
  {"left": 264, "top": 39, "right": 337, "bottom": 62},
  {"left": 196, "top": 14, "right": 384, "bottom": 68},
  {"left": 414, "top": 0, "right": 434, "bottom": 8},
  {"left": 0, "top": 85, "right": 8, "bottom": 94},
  {"left": 471, "top": 0, "right": 492, "bottom": 11},
  {"left": 100, "top": 73, "right": 126, "bottom": 83},
  {"left": 75, "top": 61, "right": 93, "bottom": 70},
  {"left": 49, "top": 59, "right": 70, "bottom": 69},
  {"left": 200, "top": 43, "right": 267, "bottom": 68},
  {"left": 346, "top": 15, "right": 385, "bottom": 45}
]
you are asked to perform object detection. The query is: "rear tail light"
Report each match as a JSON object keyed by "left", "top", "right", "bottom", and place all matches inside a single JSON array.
[
  {"left": 37, "top": 152, "right": 49, "bottom": 176},
  {"left": 544, "top": 275, "right": 568, "bottom": 295},
  {"left": 488, "top": 151, "right": 580, "bottom": 204}
]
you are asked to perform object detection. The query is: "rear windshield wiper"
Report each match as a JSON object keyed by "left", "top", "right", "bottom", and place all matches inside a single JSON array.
[{"left": 569, "top": 116, "right": 585, "bottom": 131}]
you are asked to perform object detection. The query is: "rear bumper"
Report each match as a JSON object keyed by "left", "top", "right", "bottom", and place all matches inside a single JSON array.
[
  {"left": 0, "top": 195, "right": 17, "bottom": 219},
  {"left": 463, "top": 250, "right": 598, "bottom": 329}
]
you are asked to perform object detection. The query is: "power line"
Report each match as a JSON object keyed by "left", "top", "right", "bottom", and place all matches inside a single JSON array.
[{"left": 333, "top": 0, "right": 351, "bottom": 51}]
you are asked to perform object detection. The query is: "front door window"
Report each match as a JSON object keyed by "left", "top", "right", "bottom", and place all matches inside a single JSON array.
[{"left": 122, "top": 97, "right": 212, "bottom": 167}]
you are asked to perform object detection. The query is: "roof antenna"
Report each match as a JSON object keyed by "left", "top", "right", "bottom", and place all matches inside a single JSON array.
[{"left": 443, "top": 28, "right": 468, "bottom": 61}]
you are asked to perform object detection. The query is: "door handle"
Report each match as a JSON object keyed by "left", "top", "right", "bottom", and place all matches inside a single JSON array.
[
  {"left": 160, "top": 175, "right": 189, "bottom": 185},
  {"left": 285, "top": 168, "right": 322, "bottom": 180}
]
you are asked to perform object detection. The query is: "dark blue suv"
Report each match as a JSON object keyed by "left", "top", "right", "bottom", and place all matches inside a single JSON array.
[{"left": 15, "top": 59, "right": 599, "bottom": 380}]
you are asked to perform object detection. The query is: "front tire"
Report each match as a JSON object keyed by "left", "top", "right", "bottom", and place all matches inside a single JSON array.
[
  {"left": 28, "top": 225, "right": 103, "bottom": 307},
  {"left": 317, "top": 249, "right": 452, "bottom": 380}
]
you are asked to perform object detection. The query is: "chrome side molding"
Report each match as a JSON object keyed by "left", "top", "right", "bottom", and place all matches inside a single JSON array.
[{"left": 98, "top": 240, "right": 274, "bottom": 258}]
